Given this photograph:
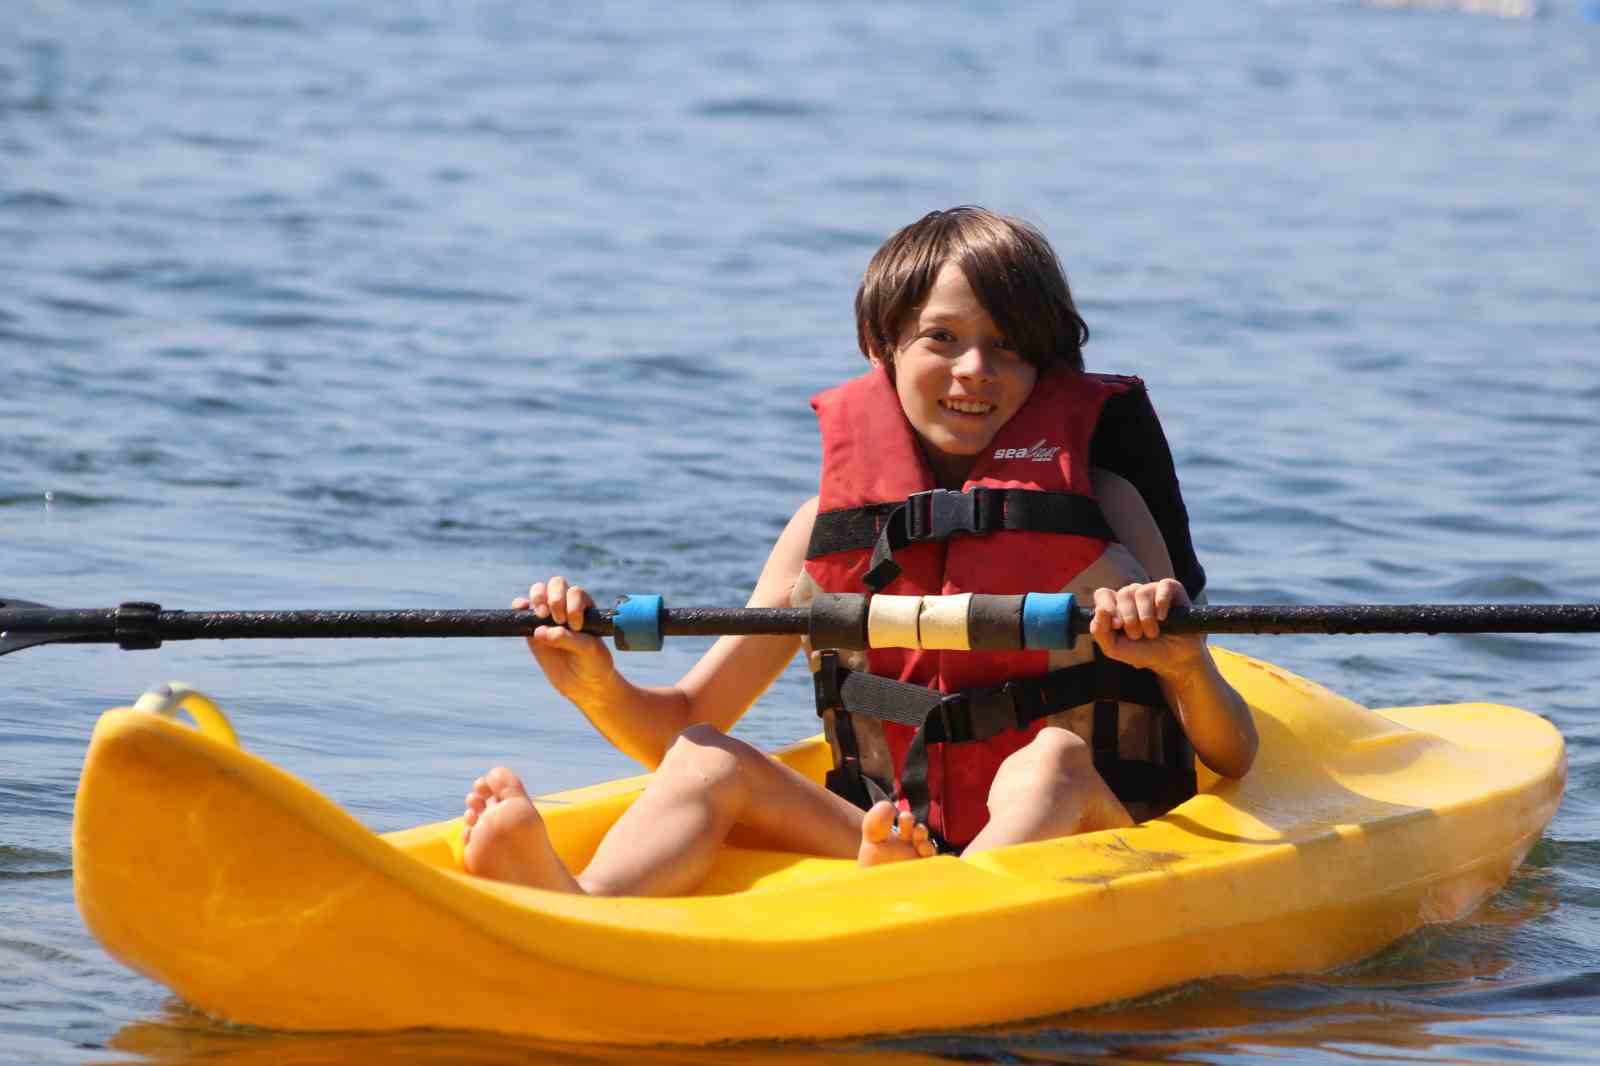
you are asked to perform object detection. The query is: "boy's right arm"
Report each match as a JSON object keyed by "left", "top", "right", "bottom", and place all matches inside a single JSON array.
[{"left": 517, "top": 497, "right": 819, "bottom": 769}]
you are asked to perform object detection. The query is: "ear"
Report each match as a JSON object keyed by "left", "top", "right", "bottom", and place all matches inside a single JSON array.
[{"left": 867, "top": 339, "right": 894, "bottom": 373}]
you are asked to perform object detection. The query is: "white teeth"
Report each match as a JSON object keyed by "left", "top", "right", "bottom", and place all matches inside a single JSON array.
[{"left": 942, "top": 399, "right": 993, "bottom": 415}]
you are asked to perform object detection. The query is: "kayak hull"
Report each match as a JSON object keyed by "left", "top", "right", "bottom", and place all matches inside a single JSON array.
[{"left": 73, "top": 650, "right": 1565, "bottom": 1043}]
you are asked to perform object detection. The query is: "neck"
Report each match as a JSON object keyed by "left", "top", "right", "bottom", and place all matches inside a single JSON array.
[{"left": 922, "top": 444, "right": 974, "bottom": 491}]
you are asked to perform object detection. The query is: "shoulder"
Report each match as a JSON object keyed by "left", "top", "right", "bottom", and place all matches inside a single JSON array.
[
  {"left": 1088, "top": 376, "right": 1168, "bottom": 464},
  {"left": 748, "top": 497, "right": 819, "bottom": 608},
  {"left": 791, "top": 495, "right": 819, "bottom": 527},
  {"left": 1084, "top": 371, "right": 1148, "bottom": 394},
  {"left": 1089, "top": 468, "right": 1156, "bottom": 540},
  {"left": 772, "top": 496, "right": 820, "bottom": 565},
  {"left": 1089, "top": 468, "right": 1176, "bottom": 582}
]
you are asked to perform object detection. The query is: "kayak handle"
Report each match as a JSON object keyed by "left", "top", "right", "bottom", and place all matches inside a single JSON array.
[{"left": 132, "top": 683, "right": 241, "bottom": 747}]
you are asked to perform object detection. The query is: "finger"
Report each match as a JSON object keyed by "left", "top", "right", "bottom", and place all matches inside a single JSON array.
[
  {"left": 565, "top": 584, "right": 588, "bottom": 632},
  {"left": 1103, "top": 586, "right": 1128, "bottom": 630},
  {"left": 1116, "top": 585, "right": 1141, "bottom": 639},
  {"left": 528, "top": 581, "right": 550, "bottom": 618},
  {"left": 1152, "top": 581, "right": 1173, "bottom": 622},
  {"left": 511, "top": 596, "right": 530, "bottom": 610},
  {"left": 1133, "top": 584, "right": 1160, "bottom": 639},
  {"left": 546, "top": 576, "right": 569, "bottom": 625},
  {"left": 1165, "top": 578, "right": 1191, "bottom": 610},
  {"left": 532, "top": 624, "right": 570, "bottom": 651},
  {"left": 534, "top": 622, "right": 598, "bottom": 655},
  {"left": 1090, "top": 587, "right": 1118, "bottom": 637},
  {"left": 1089, "top": 588, "right": 1119, "bottom": 652}
]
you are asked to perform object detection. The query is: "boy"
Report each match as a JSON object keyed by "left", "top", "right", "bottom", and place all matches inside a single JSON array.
[{"left": 463, "top": 207, "right": 1256, "bottom": 894}]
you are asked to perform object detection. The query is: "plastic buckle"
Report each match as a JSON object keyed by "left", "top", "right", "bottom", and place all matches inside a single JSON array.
[
  {"left": 813, "top": 652, "right": 843, "bottom": 714},
  {"left": 905, "top": 489, "right": 979, "bottom": 542},
  {"left": 934, "top": 692, "right": 974, "bottom": 744}
]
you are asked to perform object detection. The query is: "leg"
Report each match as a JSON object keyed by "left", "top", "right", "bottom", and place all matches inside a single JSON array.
[
  {"left": 464, "top": 724, "right": 867, "bottom": 896},
  {"left": 962, "top": 727, "right": 1133, "bottom": 856},
  {"left": 579, "top": 724, "right": 869, "bottom": 895}
]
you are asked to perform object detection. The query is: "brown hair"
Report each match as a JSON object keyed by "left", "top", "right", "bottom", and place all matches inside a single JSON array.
[{"left": 854, "top": 206, "right": 1089, "bottom": 372}]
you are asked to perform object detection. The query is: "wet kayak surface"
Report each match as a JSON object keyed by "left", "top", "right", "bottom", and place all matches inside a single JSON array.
[{"left": 3, "top": 1, "right": 1599, "bottom": 1062}]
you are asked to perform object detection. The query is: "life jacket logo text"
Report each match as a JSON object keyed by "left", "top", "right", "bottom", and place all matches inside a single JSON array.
[{"left": 993, "top": 439, "right": 1062, "bottom": 462}]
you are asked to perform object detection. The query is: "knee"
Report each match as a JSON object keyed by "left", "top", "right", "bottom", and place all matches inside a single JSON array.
[
  {"left": 657, "top": 724, "right": 757, "bottom": 801},
  {"left": 1027, "top": 727, "right": 1094, "bottom": 776},
  {"left": 988, "top": 727, "right": 1093, "bottom": 807}
]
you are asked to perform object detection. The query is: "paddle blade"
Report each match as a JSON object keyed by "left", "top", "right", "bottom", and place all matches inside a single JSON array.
[{"left": 0, "top": 597, "right": 81, "bottom": 657}]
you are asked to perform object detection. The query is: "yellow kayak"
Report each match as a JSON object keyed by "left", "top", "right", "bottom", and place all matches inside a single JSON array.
[{"left": 73, "top": 648, "right": 1564, "bottom": 1044}]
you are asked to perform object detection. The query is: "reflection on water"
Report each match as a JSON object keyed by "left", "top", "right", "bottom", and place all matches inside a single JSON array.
[{"left": 105, "top": 1012, "right": 940, "bottom": 1066}]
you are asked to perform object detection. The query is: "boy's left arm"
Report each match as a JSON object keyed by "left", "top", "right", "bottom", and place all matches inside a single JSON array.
[
  {"left": 1090, "top": 467, "right": 1255, "bottom": 778},
  {"left": 1089, "top": 581, "right": 1258, "bottom": 780}
]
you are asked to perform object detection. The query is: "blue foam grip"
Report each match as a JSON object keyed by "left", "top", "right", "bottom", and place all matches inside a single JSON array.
[
  {"left": 1022, "top": 593, "right": 1077, "bottom": 651},
  {"left": 612, "top": 594, "right": 664, "bottom": 652}
]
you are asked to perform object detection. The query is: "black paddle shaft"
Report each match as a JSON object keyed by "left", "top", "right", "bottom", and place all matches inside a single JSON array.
[
  {"left": 0, "top": 600, "right": 811, "bottom": 655},
  {"left": 1162, "top": 603, "right": 1600, "bottom": 636},
  {"left": 3, "top": 598, "right": 1600, "bottom": 656}
]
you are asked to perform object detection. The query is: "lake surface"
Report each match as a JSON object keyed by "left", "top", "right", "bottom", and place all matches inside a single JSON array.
[{"left": 3, "top": 1, "right": 1599, "bottom": 1062}]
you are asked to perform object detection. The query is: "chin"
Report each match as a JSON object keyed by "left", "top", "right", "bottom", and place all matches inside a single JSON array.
[{"left": 930, "top": 435, "right": 988, "bottom": 458}]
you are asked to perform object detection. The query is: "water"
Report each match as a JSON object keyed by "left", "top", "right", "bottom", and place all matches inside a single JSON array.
[{"left": 3, "top": 0, "right": 1599, "bottom": 1061}]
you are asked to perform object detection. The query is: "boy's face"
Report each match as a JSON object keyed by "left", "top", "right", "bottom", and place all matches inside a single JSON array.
[{"left": 872, "top": 262, "right": 1038, "bottom": 486}]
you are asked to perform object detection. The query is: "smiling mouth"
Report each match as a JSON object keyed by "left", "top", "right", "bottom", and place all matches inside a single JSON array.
[{"left": 940, "top": 398, "right": 995, "bottom": 416}]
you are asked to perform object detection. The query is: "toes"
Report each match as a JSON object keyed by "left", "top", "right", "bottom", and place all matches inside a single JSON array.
[
  {"left": 896, "top": 810, "right": 917, "bottom": 840},
  {"left": 862, "top": 801, "right": 896, "bottom": 844},
  {"left": 913, "top": 823, "right": 936, "bottom": 857},
  {"left": 483, "top": 766, "right": 528, "bottom": 802}
]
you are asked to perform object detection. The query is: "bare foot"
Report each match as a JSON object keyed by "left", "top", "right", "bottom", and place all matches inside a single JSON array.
[
  {"left": 461, "top": 766, "right": 582, "bottom": 892},
  {"left": 857, "top": 801, "right": 937, "bottom": 866}
]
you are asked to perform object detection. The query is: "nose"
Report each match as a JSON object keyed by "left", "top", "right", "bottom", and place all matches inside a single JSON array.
[{"left": 951, "top": 343, "right": 997, "bottom": 381}]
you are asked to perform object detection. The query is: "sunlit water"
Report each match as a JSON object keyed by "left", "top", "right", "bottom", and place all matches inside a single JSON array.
[{"left": 3, "top": 1, "right": 1599, "bottom": 1062}]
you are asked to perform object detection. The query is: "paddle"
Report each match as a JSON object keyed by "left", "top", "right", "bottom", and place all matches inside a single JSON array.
[{"left": 4, "top": 594, "right": 1599, "bottom": 657}]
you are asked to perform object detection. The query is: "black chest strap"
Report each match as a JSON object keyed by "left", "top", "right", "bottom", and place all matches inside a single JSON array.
[
  {"left": 806, "top": 488, "right": 1116, "bottom": 591},
  {"left": 813, "top": 651, "right": 1195, "bottom": 849}
]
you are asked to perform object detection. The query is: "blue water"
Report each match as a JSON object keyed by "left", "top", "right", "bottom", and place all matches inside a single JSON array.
[{"left": 4, "top": 1, "right": 1599, "bottom": 1062}]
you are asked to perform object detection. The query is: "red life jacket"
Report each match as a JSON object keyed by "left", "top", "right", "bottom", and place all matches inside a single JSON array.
[{"left": 801, "top": 365, "right": 1193, "bottom": 848}]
